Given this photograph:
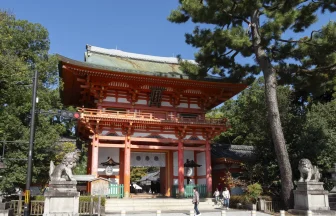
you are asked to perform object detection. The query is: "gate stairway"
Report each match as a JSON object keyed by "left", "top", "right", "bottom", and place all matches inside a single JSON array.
[
  {"left": 330, "top": 193, "right": 336, "bottom": 210},
  {"left": 105, "top": 197, "right": 216, "bottom": 213}
]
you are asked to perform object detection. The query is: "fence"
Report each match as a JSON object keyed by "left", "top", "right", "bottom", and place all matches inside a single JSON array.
[
  {"left": 108, "top": 184, "right": 124, "bottom": 198},
  {"left": 172, "top": 184, "right": 207, "bottom": 198},
  {"left": 10, "top": 196, "right": 103, "bottom": 216},
  {"left": 262, "top": 200, "right": 280, "bottom": 213}
]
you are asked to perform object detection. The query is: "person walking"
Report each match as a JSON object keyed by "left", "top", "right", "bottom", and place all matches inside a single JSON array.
[
  {"left": 222, "top": 187, "right": 230, "bottom": 210},
  {"left": 192, "top": 187, "right": 201, "bottom": 216},
  {"left": 213, "top": 188, "right": 220, "bottom": 206}
]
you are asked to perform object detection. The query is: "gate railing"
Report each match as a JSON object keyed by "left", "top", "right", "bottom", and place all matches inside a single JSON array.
[
  {"left": 172, "top": 184, "right": 207, "bottom": 198},
  {"left": 10, "top": 196, "right": 103, "bottom": 216},
  {"left": 108, "top": 184, "right": 124, "bottom": 198}
]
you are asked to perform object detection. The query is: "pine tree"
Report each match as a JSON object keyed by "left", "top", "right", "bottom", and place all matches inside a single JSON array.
[{"left": 168, "top": 0, "right": 336, "bottom": 208}]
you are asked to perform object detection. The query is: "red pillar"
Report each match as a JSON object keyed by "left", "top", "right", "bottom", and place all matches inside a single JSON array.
[
  {"left": 91, "top": 135, "right": 99, "bottom": 177},
  {"left": 124, "top": 136, "right": 131, "bottom": 198},
  {"left": 178, "top": 140, "right": 184, "bottom": 197},
  {"left": 205, "top": 140, "right": 212, "bottom": 197}
]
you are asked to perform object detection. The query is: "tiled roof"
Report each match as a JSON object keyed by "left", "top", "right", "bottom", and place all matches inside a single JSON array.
[
  {"left": 81, "top": 45, "right": 223, "bottom": 81},
  {"left": 139, "top": 171, "right": 160, "bottom": 182},
  {"left": 211, "top": 143, "right": 256, "bottom": 162}
]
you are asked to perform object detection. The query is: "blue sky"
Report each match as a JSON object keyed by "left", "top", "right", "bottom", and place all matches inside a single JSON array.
[
  {"left": 3, "top": 0, "right": 334, "bottom": 64},
  {"left": 3, "top": 0, "right": 198, "bottom": 61}
]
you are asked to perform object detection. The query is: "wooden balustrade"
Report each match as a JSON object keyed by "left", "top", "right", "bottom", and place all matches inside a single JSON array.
[{"left": 78, "top": 108, "right": 227, "bottom": 125}]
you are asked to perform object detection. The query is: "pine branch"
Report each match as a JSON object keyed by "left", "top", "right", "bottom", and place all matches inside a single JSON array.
[
  {"left": 277, "top": 30, "right": 322, "bottom": 46},
  {"left": 219, "top": 49, "right": 234, "bottom": 58},
  {"left": 299, "top": 63, "right": 336, "bottom": 73},
  {"left": 221, "top": 0, "right": 250, "bottom": 25}
]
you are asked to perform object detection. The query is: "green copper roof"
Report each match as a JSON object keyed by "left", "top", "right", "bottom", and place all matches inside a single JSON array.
[{"left": 85, "top": 45, "right": 191, "bottom": 78}]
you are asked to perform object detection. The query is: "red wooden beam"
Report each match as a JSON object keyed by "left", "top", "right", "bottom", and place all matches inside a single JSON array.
[{"left": 131, "top": 144, "right": 178, "bottom": 150}]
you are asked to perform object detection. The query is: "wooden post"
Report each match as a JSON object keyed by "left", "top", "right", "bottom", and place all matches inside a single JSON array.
[
  {"left": 91, "top": 136, "right": 99, "bottom": 177},
  {"left": 205, "top": 139, "right": 212, "bottom": 197},
  {"left": 98, "top": 196, "right": 101, "bottom": 216},
  {"left": 90, "top": 196, "right": 93, "bottom": 216},
  {"left": 18, "top": 193, "right": 23, "bottom": 215},
  {"left": 124, "top": 136, "right": 131, "bottom": 198},
  {"left": 178, "top": 140, "right": 184, "bottom": 197}
]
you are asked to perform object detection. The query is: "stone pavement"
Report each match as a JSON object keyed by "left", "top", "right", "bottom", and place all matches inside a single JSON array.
[{"left": 106, "top": 209, "right": 272, "bottom": 216}]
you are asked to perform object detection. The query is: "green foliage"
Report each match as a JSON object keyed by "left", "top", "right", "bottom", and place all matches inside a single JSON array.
[
  {"left": 33, "top": 195, "right": 106, "bottom": 206},
  {"left": 79, "top": 196, "right": 106, "bottom": 207},
  {"left": 130, "top": 167, "right": 147, "bottom": 183},
  {"left": 210, "top": 78, "right": 298, "bottom": 188},
  {"left": 230, "top": 195, "right": 246, "bottom": 206},
  {"left": 168, "top": 0, "right": 336, "bottom": 102},
  {"left": 130, "top": 167, "right": 159, "bottom": 183},
  {"left": 245, "top": 183, "right": 263, "bottom": 204},
  {"left": 292, "top": 100, "right": 336, "bottom": 171},
  {"left": 0, "top": 11, "right": 68, "bottom": 193},
  {"left": 209, "top": 78, "right": 336, "bottom": 195},
  {"left": 54, "top": 142, "right": 76, "bottom": 164}
]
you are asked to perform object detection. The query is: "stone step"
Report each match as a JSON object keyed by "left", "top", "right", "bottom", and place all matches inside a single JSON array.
[
  {"left": 105, "top": 198, "right": 216, "bottom": 213},
  {"left": 106, "top": 198, "right": 213, "bottom": 204},
  {"left": 329, "top": 202, "right": 336, "bottom": 210}
]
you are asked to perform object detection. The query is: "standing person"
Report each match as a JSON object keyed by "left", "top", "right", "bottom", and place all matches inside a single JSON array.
[
  {"left": 213, "top": 188, "right": 220, "bottom": 206},
  {"left": 192, "top": 187, "right": 201, "bottom": 216},
  {"left": 222, "top": 187, "right": 230, "bottom": 210}
]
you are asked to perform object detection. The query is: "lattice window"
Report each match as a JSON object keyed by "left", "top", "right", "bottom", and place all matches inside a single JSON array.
[{"left": 149, "top": 86, "right": 166, "bottom": 107}]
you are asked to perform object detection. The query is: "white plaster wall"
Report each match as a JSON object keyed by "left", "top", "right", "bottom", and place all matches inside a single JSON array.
[
  {"left": 104, "top": 96, "right": 116, "bottom": 102},
  {"left": 135, "top": 100, "right": 147, "bottom": 105},
  {"left": 184, "top": 150, "right": 194, "bottom": 177},
  {"left": 184, "top": 151, "right": 194, "bottom": 162},
  {"left": 98, "top": 148, "right": 120, "bottom": 176},
  {"left": 161, "top": 102, "right": 173, "bottom": 107},
  {"left": 117, "top": 98, "right": 129, "bottom": 103},
  {"left": 173, "top": 151, "right": 178, "bottom": 176},
  {"left": 173, "top": 151, "right": 195, "bottom": 177},
  {"left": 197, "top": 152, "right": 206, "bottom": 176},
  {"left": 190, "top": 104, "right": 200, "bottom": 109},
  {"left": 101, "top": 130, "right": 110, "bottom": 135},
  {"left": 132, "top": 132, "right": 151, "bottom": 137},
  {"left": 177, "top": 103, "right": 188, "bottom": 108},
  {"left": 198, "top": 178, "right": 206, "bottom": 185},
  {"left": 161, "top": 134, "right": 178, "bottom": 139}
]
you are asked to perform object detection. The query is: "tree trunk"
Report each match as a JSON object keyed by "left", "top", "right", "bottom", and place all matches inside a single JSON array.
[{"left": 251, "top": 10, "right": 294, "bottom": 209}]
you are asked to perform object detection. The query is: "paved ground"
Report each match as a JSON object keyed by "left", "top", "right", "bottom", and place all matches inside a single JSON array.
[{"left": 106, "top": 209, "right": 272, "bottom": 216}]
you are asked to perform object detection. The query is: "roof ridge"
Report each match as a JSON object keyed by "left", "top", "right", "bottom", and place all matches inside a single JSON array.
[{"left": 86, "top": 44, "right": 196, "bottom": 65}]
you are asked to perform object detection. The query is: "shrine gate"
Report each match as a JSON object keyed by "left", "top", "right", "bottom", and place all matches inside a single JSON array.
[{"left": 58, "top": 45, "right": 246, "bottom": 198}]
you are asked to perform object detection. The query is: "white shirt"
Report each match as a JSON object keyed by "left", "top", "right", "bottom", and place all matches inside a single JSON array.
[{"left": 222, "top": 190, "right": 230, "bottom": 199}]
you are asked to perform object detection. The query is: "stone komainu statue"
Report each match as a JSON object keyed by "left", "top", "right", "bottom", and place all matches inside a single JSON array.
[
  {"left": 298, "top": 158, "right": 321, "bottom": 182},
  {"left": 49, "top": 150, "right": 80, "bottom": 181}
]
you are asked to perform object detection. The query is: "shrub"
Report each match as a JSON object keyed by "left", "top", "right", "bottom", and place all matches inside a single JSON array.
[
  {"left": 230, "top": 195, "right": 246, "bottom": 207},
  {"left": 79, "top": 196, "right": 106, "bottom": 207},
  {"left": 245, "top": 183, "right": 263, "bottom": 204},
  {"left": 33, "top": 195, "right": 45, "bottom": 201},
  {"left": 32, "top": 195, "right": 105, "bottom": 206}
]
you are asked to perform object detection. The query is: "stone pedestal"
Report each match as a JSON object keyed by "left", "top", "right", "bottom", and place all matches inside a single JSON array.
[
  {"left": 0, "top": 197, "right": 13, "bottom": 216},
  {"left": 43, "top": 181, "right": 80, "bottom": 216},
  {"left": 289, "top": 182, "right": 336, "bottom": 215},
  {"left": 294, "top": 182, "right": 329, "bottom": 211}
]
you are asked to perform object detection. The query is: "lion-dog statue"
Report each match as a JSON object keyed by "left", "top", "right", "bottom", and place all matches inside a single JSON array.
[
  {"left": 49, "top": 149, "right": 81, "bottom": 181},
  {"left": 298, "top": 158, "right": 321, "bottom": 182}
]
